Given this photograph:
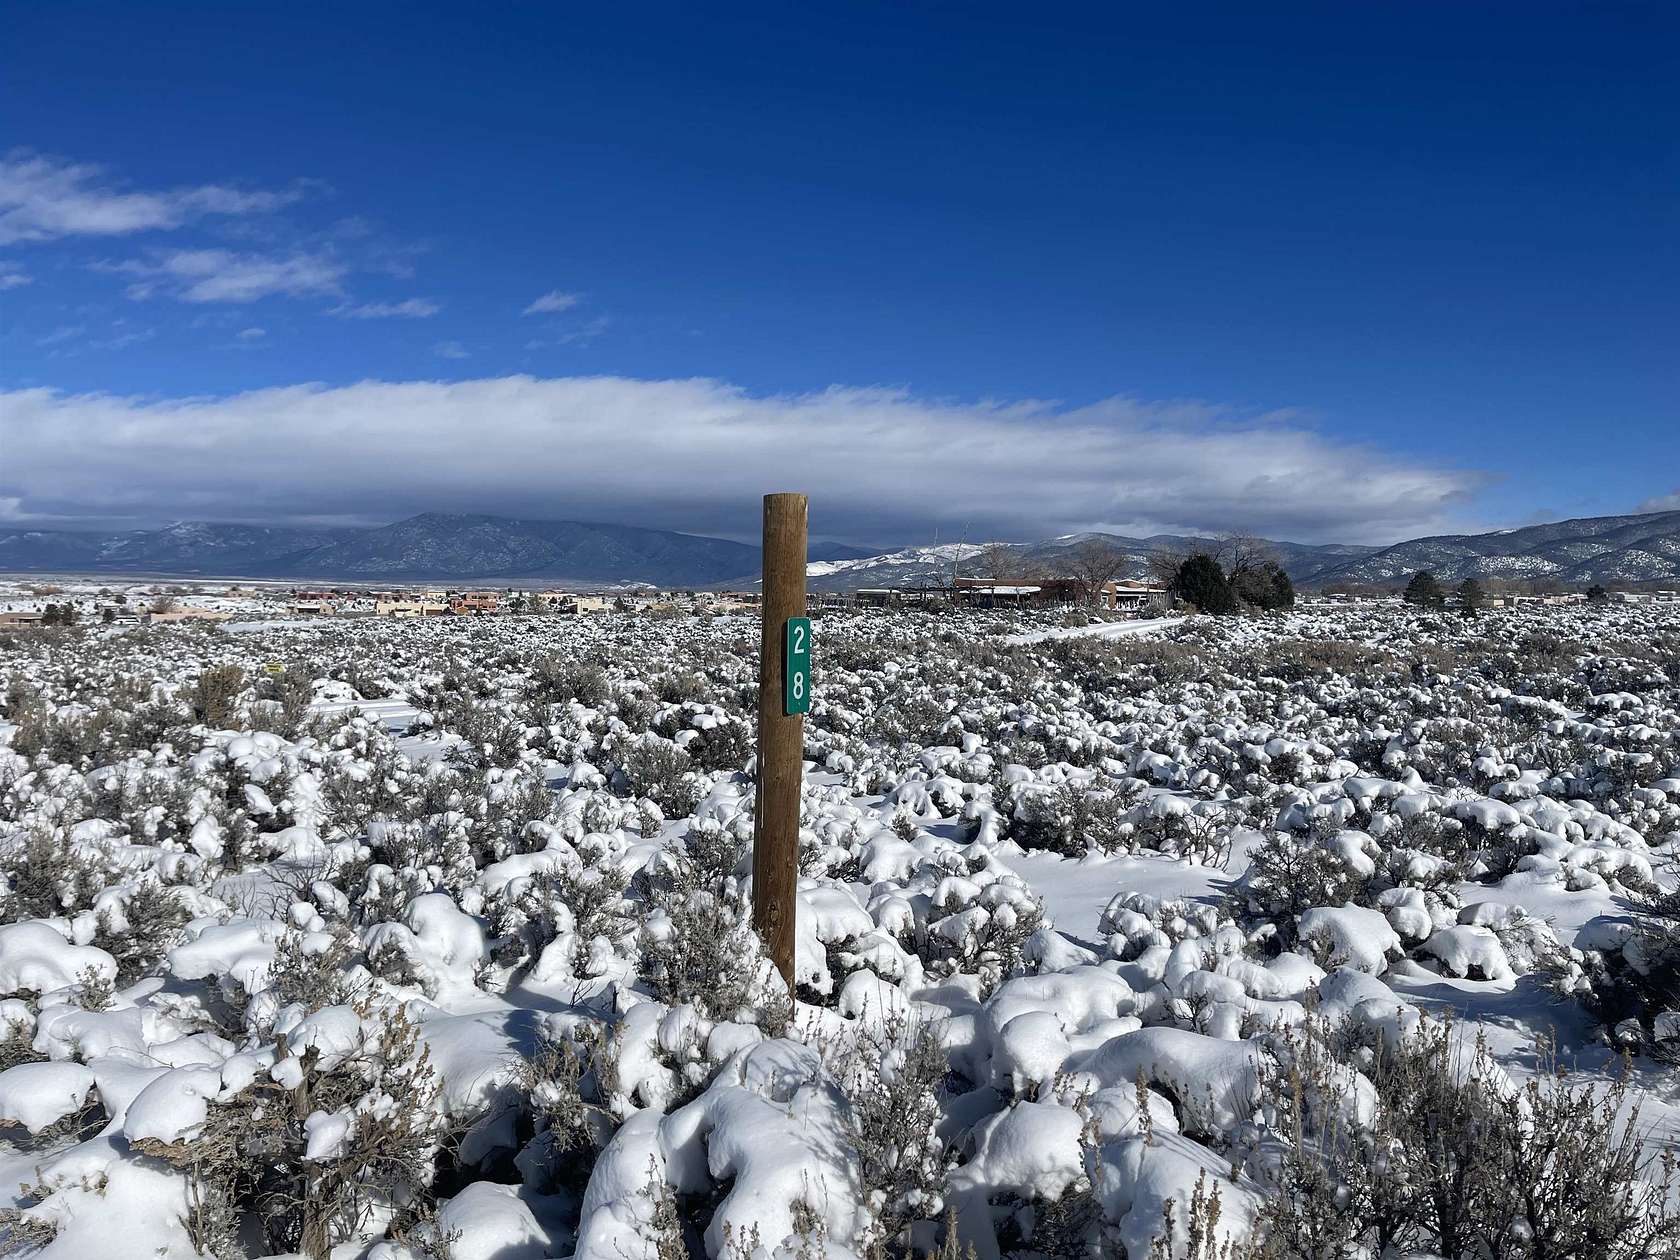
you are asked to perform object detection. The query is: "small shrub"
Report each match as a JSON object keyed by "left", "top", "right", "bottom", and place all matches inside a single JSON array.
[
  {"left": 636, "top": 829, "right": 785, "bottom": 1026},
  {"left": 1249, "top": 1018, "right": 1680, "bottom": 1260},
  {"left": 622, "top": 735, "right": 704, "bottom": 818},
  {"left": 827, "top": 1016, "right": 955, "bottom": 1254},
  {"left": 189, "top": 665, "right": 246, "bottom": 728},
  {"left": 1009, "top": 781, "right": 1126, "bottom": 856}
]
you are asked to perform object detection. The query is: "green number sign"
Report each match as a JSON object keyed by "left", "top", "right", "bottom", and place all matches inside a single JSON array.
[{"left": 783, "top": 616, "right": 812, "bottom": 715}]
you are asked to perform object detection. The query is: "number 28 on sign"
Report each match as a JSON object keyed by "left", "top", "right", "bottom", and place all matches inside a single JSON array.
[{"left": 783, "top": 616, "right": 812, "bottom": 715}]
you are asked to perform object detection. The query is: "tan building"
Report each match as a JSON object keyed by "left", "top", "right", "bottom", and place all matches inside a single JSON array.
[
  {"left": 148, "top": 607, "right": 234, "bottom": 623},
  {"left": 376, "top": 599, "right": 449, "bottom": 617}
]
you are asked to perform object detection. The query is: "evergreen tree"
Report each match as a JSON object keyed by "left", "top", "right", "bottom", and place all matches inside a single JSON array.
[
  {"left": 1457, "top": 577, "right": 1486, "bottom": 613},
  {"left": 1587, "top": 584, "right": 1610, "bottom": 603},
  {"left": 1234, "top": 560, "right": 1296, "bottom": 611},
  {"left": 1403, "top": 571, "right": 1445, "bottom": 608},
  {"left": 1171, "top": 553, "right": 1237, "bottom": 615},
  {"left": 1269, "top": 565, "right": 1296, "bottom": 610}
]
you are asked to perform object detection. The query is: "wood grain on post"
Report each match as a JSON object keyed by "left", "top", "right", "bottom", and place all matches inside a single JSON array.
[{"left": 753, "top": 491, "right": 807, "bottom": 992}]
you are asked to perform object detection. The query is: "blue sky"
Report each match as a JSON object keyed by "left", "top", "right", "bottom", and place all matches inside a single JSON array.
[{"left": 2, "top": 1, "right": 1675, "bottom": 545}]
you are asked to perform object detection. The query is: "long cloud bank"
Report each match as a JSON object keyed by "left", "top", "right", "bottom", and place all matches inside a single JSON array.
[{"left": 0, "top": 375, "right": 1481, "bottom": 545}]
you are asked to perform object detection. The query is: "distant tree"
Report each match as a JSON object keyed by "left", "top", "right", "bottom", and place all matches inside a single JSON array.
[
  {"left": 1219, "top": 532, "right": 1277, "bottom": 589},
  {"left": 1587, "top": 584, "right": 1610, "bottom": 603},
  {"left": 1403, "top": 571, "right": 1446, "bottom": 608},
  {"left": 1265, "top": 564, "right": 1296, "bottom": 610},
  {"left": 1060, "top": 537, "right": 1128, "bottom": 606},
  {"left": 1234, "top": 559, "right": 1296, "bottom": 611},
  {"left": 1171, "top": 553, "right": 1237, "bottom": 615},
  {"left": 1457, "top": 577, "right": 1486, "bottom": 615},
  {"left": 150, "top": 593, "right": 178, "bottom": 615},
  {"left": 976, "top": 542, "right": 1025, "bottom": 585},
  {"left": 100, "top": 607, "right": 116, "bottom": 624},
  {"left": 1147, "top": 544, "right": 1191, "bottom": 589}
]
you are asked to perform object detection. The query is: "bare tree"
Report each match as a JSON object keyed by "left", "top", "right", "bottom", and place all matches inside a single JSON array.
[
  {"left": 1147, "top": 544, "right": 1192, "bottom": 589},
  {"left": 1217, "top": 532, "right": 1277, "bottom": 586},
  {"left": 1060, "top": 537, "right": 1128, "bottom": 606},
  {"left": 976, "top": 542, "right": 1025, "bottom": 585}
]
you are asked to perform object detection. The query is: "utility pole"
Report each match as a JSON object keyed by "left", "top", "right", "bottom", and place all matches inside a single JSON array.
[{"left": 753, "top": 492, "right": 808, "bottom": 993}]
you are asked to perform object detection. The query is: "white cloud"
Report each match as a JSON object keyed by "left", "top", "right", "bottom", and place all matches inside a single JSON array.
[
  {"left": 432, "top": 340, "right": 470, "bottom": 360},
  {"left": 529, "top": 315, "right": 612, "bottom": 347},
  {"left": 237, "top": 327, "right": 266, "bottom": 341},
  {"left": 0, "top": 260, "right": 29, "bottom": 289},
  {"left": 0, "top": 150, "right": 305, "bottom": 245},
  {"left": 330, "top": 297, "right": 441, "bottom": 319},
  {"left": 523, "top": 289, "right": 581, "bottom": 315},
  {"left": 29, "top": 322, "right": 155, "bottom": 356},
  {"left": 89, "top": 326, "right": 154, "bottom": 351},
  {"left": 102, "top": 248, "right": 345, "bottom": 303},
  {"left": 0, "top": 375, "right": 1485, "bottom": 545},
  {"left": 1637, "top": 489, "right": 1680, "bottom": 514},
  {"left": 35, "top": 324, "right": 85, "bottom": 347}
]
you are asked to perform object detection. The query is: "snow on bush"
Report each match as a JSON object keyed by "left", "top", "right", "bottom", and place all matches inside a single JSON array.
[{"left": 0, "top": 598, "right": 1677, "bottom": 1257}]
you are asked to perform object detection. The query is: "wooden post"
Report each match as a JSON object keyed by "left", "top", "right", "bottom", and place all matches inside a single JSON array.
[{"left": 753, "top": 492, "right": 807, "bottom": 992}]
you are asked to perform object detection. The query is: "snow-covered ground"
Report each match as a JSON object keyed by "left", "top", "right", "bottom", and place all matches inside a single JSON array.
[
  {"left": 1, "top": 601, "right": 1677, "bottom": 1258},
  {"left": 1001, "top": 615, "right": 1185, "bottom": 646}
]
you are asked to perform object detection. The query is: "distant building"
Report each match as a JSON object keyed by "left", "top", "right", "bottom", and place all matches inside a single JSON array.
[
  {"left": 1110, "top": 579, "right": 1171, "bottom": 612},
  {"left": 0, "top": 611, "right": 45, "bottom": 627},
  {"left": 544, "top": 594, "right": 610, "bottom": 614},
  {"left": 952, "top": 575, "right": 1166, "bottom": 611},
  {"left": 854, "top": 587, "right": 944, "bottom": 608},
  {"left": 376, "top": 598, "right": 449, "bottom": 617},
  {"left": 147, "top": 606, "right": 234, "bottom": 623},
  {"left": 449, "top": 592, "right": 500, "bottom": 615},
  {"left": 714, "top": 590, "right": 762, "bottom": 607},
  {"left": 703, "top": 591, "right": 761, "bottom": 614}
]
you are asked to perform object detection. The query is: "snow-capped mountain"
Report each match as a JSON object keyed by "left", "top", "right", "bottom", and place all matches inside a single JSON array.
[
  {"left": 1, "top": 510, "right": 1677, "bottom": 587},
  {"left": 794, "top": 533, "right": 1383, "bottom": 591},
  {"left": 1306, "top": 510, "right": 1680, "bottom": 585}
]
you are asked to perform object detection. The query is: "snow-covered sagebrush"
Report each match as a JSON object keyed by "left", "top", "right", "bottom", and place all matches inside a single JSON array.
[{"left": 1, "top": 599, "right": 1678, "bottom": 1259}]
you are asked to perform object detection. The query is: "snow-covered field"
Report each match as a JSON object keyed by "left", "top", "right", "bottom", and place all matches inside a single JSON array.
[{"left": 1, "top": 602, "right": 1678, "bottom": 1258}]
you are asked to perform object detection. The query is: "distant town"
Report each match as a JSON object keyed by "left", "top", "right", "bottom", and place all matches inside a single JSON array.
[{"left": 2, "top": 568, "right": 1675, "bottom": 632}]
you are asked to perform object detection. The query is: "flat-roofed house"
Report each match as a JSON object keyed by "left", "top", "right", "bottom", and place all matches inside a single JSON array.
[{"left": 449, "top": 592, "right": 500, "bottom": 615}]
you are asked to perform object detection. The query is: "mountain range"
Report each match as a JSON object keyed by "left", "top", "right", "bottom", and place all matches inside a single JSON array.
[
  {"left": 1301, "top": 509, "right": 1680, "bottom": 586},
  {"left": 799, "top": 534, "right": 1382, "bottom": 592},
  {"left": 0, "top": 514, "right": 870, "bottom": 587},
  {"left": 0, "top": 510, "right": 1676, "bottom": 588}
]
